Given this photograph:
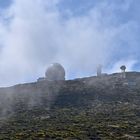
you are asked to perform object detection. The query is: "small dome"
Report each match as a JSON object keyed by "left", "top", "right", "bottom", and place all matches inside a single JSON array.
[{"left": 45, "top": 63, "right": 65, "bottom": 81}]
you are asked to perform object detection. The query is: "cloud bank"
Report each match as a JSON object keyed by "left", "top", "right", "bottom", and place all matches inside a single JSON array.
[{"left": 0, "top": 0, "right": 139, "bottom": 86}]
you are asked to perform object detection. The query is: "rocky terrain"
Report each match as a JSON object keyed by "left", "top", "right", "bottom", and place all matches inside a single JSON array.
[{"left": 0, "top": 72, "right": 140, "bottom": 139}]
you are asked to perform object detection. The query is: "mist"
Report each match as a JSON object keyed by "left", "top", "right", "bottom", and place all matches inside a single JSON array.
[{"left": 0, "top": 0, "right": 139, "bottom": 86}]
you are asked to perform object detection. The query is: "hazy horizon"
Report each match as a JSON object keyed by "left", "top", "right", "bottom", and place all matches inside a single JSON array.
[{"left": 0, "top": 0, "right": 140, "bottom": 86}]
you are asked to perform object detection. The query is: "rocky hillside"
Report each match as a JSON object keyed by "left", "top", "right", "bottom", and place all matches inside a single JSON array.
[{"left": 0, "top": 72, "right": 140, "bottom": 139}]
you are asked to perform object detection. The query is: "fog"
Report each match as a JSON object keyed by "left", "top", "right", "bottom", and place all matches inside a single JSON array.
[{"left": 0, "top": 0, "right": 139, "bottom": 86}]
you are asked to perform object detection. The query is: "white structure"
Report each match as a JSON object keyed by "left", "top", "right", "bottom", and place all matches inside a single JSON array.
[
  {"left": 97, "top": 64, "right": 102, "bottom": 77},
  {"left": 120, "top": 65, "right": 126, "bottom": 79},
  {"left": 45, "top": 63, "right": 65, "bottom": 81},
  {"left": 37, "top": 77, "right": 46, "bottom": 82}
]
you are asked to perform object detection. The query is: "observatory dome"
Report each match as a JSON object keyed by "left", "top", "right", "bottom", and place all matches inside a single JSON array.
[{"left": 45, "top": 63, "right": 65, "bottom": 81}]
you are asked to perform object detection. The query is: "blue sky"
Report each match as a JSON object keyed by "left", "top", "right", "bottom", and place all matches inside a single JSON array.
[
  {"left": 0, "top": 0, "right": 12, "bottom": 8},
  {"left": 0, "top": 0, "right": 140, "bottom": 86}
]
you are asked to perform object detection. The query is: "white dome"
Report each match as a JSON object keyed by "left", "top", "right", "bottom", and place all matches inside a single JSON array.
[{"left": 45, "top": 63, "right": 65, "bottom": 81}]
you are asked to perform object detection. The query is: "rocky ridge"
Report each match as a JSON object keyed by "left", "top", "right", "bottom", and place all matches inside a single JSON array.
[{"left": 0, "top": 72, "right": 140, "bottom": 139}]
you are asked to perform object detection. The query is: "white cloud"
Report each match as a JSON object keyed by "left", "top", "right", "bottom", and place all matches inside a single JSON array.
[{"left": 0, "top": 0, "right": 138, "bottom": 86}]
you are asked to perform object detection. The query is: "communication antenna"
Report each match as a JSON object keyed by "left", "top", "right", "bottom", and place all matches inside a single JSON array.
[{"left": 120, "top": 65, "right": 126, "bottom": 79}]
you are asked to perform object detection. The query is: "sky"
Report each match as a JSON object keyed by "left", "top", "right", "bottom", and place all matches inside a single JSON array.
[{"left": 0, "top": 0, "right": 140, "bottom": 86}]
